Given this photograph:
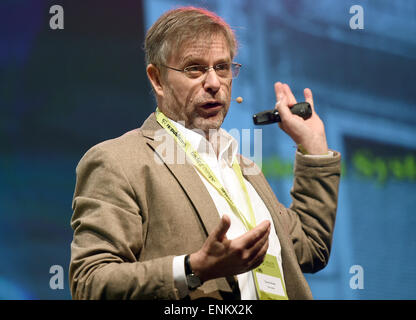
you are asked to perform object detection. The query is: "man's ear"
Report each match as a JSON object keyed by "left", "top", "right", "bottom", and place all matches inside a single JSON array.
[{"left": 146, "top": 64, "right": 164, "bottom": 97}]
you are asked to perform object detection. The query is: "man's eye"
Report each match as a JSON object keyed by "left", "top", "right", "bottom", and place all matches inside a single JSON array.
[
  {"left": 185, "top": 65, "right": 204, "bottom": 72},
  {"left": 215, "top": 63, "right": 230, "bottom": 71}
]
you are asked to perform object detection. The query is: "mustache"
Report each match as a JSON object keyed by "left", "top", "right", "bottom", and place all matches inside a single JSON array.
[{"left": 193, "top": 96, "right": 229, "bottom": 106}]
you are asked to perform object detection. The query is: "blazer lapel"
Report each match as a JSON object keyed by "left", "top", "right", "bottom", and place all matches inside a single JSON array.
[
  {"left": 237, "top": 154, "right": 287, "bottom": 235},
  {"left": 140, "top": 113, "right": 221, "bottom": 237}
]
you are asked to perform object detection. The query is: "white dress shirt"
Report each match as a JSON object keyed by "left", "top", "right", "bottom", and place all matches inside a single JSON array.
[{"left": 169, "top": 119, "right": 285, "bottom": 300}]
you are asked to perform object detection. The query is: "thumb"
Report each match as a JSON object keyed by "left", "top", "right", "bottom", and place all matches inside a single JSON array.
[{"left": 212, "top": 215, "right": 231, "bottom": 241}]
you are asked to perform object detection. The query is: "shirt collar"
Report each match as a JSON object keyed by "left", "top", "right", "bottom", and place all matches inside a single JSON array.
[{"left": 168, "top": 118, "right": 238, "bottom": 167}]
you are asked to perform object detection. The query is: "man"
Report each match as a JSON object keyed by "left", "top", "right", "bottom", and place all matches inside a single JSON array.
[{"left": 69, "top": 7, "right": 341, "bottom": 300}]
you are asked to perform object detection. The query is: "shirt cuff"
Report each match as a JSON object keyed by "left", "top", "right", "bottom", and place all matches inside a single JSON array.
[
  {"left": 172, "top": 255, "right": 189, "bottom": 298},
  {"left": 298, "top": 150, "right": 334, "bottom": 158}
]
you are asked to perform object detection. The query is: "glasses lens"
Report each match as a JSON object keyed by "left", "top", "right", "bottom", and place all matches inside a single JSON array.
[
  {"left": 214, "top": 63, "right": 232, "bottom": 78},
  {"left": 184, "top": 63, "right": 241, "bottom": 79},
  {"left": 184, "top": 65, "right": 206, "bottom": 78},
  {"left": 231, "top": 63, "right": 241, "bottom": 78},
  {"left": 214, "top": 63, "right": 241, "bottom": 79}
]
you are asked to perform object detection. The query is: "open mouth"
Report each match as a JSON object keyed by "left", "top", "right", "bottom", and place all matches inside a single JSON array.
[{"left": 200, "top": 102, "right": 222, "bottom": 109}]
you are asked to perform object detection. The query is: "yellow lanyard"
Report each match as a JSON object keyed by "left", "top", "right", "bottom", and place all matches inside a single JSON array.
[{"left": 155, "top": 108, "right": 256, "bottom": 231}]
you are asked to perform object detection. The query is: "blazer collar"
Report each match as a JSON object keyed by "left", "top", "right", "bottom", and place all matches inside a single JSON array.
[{"left": 140, "top": 112, "right": 163, "bottom": 139}]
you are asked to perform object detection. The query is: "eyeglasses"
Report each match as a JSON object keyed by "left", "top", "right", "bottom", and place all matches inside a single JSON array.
[{"left": 161, "top": 62, "right": 242, "bottom": 79}]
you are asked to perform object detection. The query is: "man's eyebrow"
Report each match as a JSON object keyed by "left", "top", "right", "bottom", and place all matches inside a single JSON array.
[
  {"left": 179, "top": 55, "right": 204, "bottom": 66},
  {"left": 180, "top": 55, "right": 231, "bottom": 66}
]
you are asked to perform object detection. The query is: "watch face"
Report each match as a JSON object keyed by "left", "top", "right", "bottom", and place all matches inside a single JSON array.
[{"left": 187, "top": 274, "right": 201, "bottom": 289}]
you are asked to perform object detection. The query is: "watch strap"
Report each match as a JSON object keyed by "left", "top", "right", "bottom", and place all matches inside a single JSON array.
[
  {"left": 184, "top": 254, "right": 203, "bottom": 290},
  {"left": 184, "top": 254, "right": 192, "bottom": 275}
]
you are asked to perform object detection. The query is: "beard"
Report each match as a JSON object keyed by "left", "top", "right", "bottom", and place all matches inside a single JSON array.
[
  {"left": 190, "top": 106, "right": 228, "bottom": 132},
  {"left": 161, "top": 84, "right": 231, "bottom": 134}
]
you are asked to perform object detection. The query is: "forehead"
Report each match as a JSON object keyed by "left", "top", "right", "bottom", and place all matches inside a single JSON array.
[{"left": 169, "top": 33, "right": 231, "bottom": 65}]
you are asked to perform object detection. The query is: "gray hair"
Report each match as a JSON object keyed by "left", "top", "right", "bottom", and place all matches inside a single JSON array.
[{"left": 144, "top": 6, "right": 238, "bottom": 68}]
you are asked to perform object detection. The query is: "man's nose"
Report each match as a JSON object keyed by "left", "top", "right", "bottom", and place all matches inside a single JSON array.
[{"left": 203, "top": 68, "right": 221, "bottom": 93}]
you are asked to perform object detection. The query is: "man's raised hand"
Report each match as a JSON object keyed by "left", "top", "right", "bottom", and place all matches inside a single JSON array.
[{"left": 274, "top": 82, "right": 328, "bottom": 155}]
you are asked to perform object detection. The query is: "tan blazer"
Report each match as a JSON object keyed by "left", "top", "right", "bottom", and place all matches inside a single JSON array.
[{"left": 69, "top": 113, "right": 341, "bottom": 300}]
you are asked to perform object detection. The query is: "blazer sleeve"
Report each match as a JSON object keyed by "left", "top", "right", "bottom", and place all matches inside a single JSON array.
[
  {"left": 69, "top": 144, "right": 180, "bottom": 300},
  {"left": 283, "top": 150, "right": 341, "bottom": 273}
]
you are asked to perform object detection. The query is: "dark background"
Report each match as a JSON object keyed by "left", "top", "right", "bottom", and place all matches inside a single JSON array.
[{"left": 1, "top": 0, "right": 415, "bottom": 299}]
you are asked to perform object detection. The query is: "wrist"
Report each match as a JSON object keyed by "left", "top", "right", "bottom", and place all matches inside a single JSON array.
[
  {"left": 189, "top": 252, "right": 210, "bottom": 283},
  {"left": 297, "top": 144, "right": 328, "bottom": 155},
  {"left": 184, "top": 254, "right": 202, "bottom": 290},
  {"left": 298, "top": 134, "right": 328, "bottom": 155}
]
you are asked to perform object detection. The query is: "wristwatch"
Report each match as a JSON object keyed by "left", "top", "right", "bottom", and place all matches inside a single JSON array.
[{"left": 184, "top": 254, "right": 203, "bottom": 290}]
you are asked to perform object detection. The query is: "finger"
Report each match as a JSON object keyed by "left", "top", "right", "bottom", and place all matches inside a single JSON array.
[
  {"left": 274, "top": 81, "right": 284, "bottom": 102},
  {"left": 274, "top": 91, "right": 292, "bottom": 123},
  {"left": 303, "top": 88, "right": 315, "bottom": 113},
  {"left": 212, "top": 214, "right": 231, "bottom": 241},
  {"left": 283, "top": 83, "right": 297, "bottom": 106},
  {"left": 249, "top": 238, "right": 269, "bottom": 270},
  {"left": 246, "top": 228, "right": 269, "bottom": 262},
  {"left": 274, "top": 82, "right": 290, "bottom": 107},
  {"left": 237, "top": 220, "right": 270, "bottom": 250}
]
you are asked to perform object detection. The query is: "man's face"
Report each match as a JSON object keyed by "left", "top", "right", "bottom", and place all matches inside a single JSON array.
[{"left": 158, "top": 33, "right": 232, "bottom": 134}]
